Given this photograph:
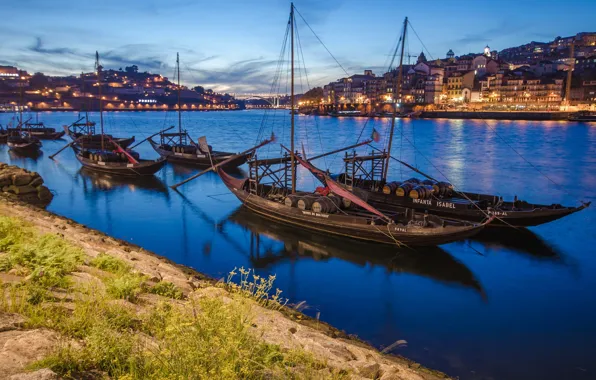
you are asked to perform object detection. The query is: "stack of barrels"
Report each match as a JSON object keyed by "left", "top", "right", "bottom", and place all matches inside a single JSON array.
[
  {"left": 381, "top": 177, "right": 454, "bottom": 199},
  {"left": 172, "top": 145, "right": 197, "bottom": 154},
  {"left": 283, "top": 193, "right": 344, "bottom": 214},
  {"left": 83, "top": 151, "right": 140, "bottom": 163}
]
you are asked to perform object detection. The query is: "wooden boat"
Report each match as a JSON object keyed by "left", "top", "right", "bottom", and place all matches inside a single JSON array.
[
  {"left": 72, "top": 146, "right": 165, "bottom": 177},
  {"left": 8, "top": 119, "right": 65, "bottom": 140},
  {"left": 148, "top": 53, "right": 248, "bottom": 168},
  {"left": 0, "top": 125, "right": 8, "bottom": 143},
  {"left": 64, "top": 122, "right": 135, "bottom": 150},
  {"left": 227, "top": 206, "right": 485, "bottom": 295},
  {"left": 337, "top": 17, "right": 590, "bottom": 228},
  {"left": 568, "top": 111, "right": 596, "bottom": 122},
  {"left": 59, "top": 52, "right": 165, "bottom": 177},
  {"left": 7, "top": 133, "right": 42, "bottom": 154},
  {"left": 210, "top": 5, "right": 491, "bottom": 247}
]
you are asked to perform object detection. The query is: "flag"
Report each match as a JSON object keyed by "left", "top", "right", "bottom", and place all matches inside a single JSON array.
[
  {"left": 198, "top": 136, "right": 210, "bottom": 153},
  {"left": 371, "top": 128, "right": 380, "bottom": 143}
]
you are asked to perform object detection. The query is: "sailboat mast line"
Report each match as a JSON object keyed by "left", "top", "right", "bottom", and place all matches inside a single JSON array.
[
  {"left": 96, "top": 51, "right": 105, "bottom": 152},
  {"left": 383, "top": 17, "right": 408, "bottom": 180},
  {"left": 255, "top": 20, "right": 290, "bottom": 145},
  {"left": 290, "top": 2, "right": 296, "bottom": 194}
]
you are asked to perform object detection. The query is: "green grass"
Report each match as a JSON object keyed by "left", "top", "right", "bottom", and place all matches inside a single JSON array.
[
  {"left": 106, "top": 272, "right": 146, "bottom": 303},
  {"left": 0, "top": 217, "right": 84, "bottom": 288},
  {"left": 90, "top": 252, "right": 130, "bottom": 274},
  {"left": 0, "top": 215, "right": 345, "bottom": 379},
  {"left": 148, "top": 281, "right": 184, "bottom": 299}
]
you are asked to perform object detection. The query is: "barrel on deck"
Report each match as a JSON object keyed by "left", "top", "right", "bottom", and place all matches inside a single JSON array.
[
  {"left": 405, "top": 177, "right": 421, "bottom": 185},
  {"left": 409, "top": 185, "right": 434, "bottom": 200},
  {"left": 312, "top": 197, "right": 339, "bottom": 214},
  {"left": 297, "top": 195, "right": 318, "bottom": 210},
  {"left": 284, "top": 194, "right": 300, "bottom": 208},
  {"left": 396, "top": 183, "right": 414, "bottom": 197},
  {"left": 433, "top": 181, "right": 454, "bottom": 197},
  {"left": 382, "top": 181, "right": 402, "bottom": 195}
]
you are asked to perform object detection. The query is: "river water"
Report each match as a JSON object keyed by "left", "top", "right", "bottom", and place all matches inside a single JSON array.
[{"left": 2, "top": 110, "right": 595, "bottom": 380}]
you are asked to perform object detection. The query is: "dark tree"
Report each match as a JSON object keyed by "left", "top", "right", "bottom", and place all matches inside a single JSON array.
[
  {"left": 300, "top": 86, "right": 323, "bottom": 102},
  {"left": 193, "top": 85, "right": 205, "bottom": 94},
  {"left": 125, "top": 65, "right": 139, "bottom": 74},
  {"left": 29, "top": 72, "right": 49, "bottom": 89}
]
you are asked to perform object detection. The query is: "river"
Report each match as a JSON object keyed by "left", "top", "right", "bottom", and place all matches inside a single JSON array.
[{"left": 2, "top": 110, "right": 595, "bottom": 380}]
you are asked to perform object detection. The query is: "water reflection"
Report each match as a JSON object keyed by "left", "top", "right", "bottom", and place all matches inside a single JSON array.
[
  {"left": 469, "top": 228, "right": 568, "bottom": 264},
  {"left": 226, "top": 206, "right": 486, "bottom": 298},
  {"left": 8, "top": 149, "right": 44, "bottom": 162},
  {"left": 77, "top": 168, "right": 170, "bottom": 195}
]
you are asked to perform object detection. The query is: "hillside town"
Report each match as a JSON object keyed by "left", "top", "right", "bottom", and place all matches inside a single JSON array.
[
  {"left": 0, "top": 64, "right": 237, "bottom": 112},
  {"left": 318, "top": 32, "right": 596, "bottom": 111},
  {"left": 1, "top": 32, "right": 595, "bottom": 113}
]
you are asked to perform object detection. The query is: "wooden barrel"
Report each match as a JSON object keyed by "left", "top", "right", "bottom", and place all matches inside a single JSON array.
[
  {"left": 284, "top": 194, "right": 300, "bottom": 208},
  {"left": 409, "top": 185, "right": 434, "bottom": 199},
  {"left": 297, "top": 195, "right": 317, "bottom": 210},
  {"left": 405, "top": 177, "right": 421, "bottom": 185},
  {"left": 327, "top": 194, "right": 342, "bottom": 208},
  {"left": 312, "top": 197, "right": 338, "bottom": 214},
  {"left": 341, "top": 196, "right": 352, "bottom": 209},
  {"left": 433, "top": 181, "right": 454, "bottom": 197},
  {"left": 382, "top": 181, "right": 402, "bottom": 195},
  {"left": 396, "top": 183, "right": 414, "bottom": 197}
]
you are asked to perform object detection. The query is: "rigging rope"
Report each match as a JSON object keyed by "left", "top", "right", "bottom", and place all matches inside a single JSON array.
[
  {"left": 293, "top": 7, "right": 349, "bottom": 77},
  {"left": 407, "top": 21, "right": 435, "bottom": 61}
]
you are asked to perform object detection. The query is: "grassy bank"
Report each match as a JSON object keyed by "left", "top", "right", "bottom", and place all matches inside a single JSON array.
[{"left": 0, "top": 215, "right": 343, "bottom": 379}]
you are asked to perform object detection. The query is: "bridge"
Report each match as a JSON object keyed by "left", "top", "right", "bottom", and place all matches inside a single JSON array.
[{"left": 232, "top": 93, "right": 285, "bottom": 108}]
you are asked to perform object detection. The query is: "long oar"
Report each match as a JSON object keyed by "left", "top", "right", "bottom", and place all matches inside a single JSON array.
[
  {"left": 49, "top": 137, "right": 82, "bottom": 160},
  {"left": 170, "top": 134, "right": 276, "bottom": 190},
  {"left": 129, "top": 126, "right": 174, "bottom": 150}
]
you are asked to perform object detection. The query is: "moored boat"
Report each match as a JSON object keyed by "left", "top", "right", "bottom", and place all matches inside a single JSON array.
[
  {"left": 336, "top": 17, "right": 590, "bottom": 228},
  {"left": 54, "top": 52, "right": 164, "bottom": 177},
  {"left": 7, "top": 133, "right": 42, "bottom": 154},
  {"left": 210, "top": 4, "right": 489, "bottom": 247},
  {"left": 64, "top": 122, "right": 135, "bottom": 150},
  {"left": 148, "top": 53, "right": 248, "bottom": 168}
]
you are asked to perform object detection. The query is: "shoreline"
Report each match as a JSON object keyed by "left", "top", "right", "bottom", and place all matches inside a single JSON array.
[{"left": 0, "top": 196, "right": 450, "bottom": 379}]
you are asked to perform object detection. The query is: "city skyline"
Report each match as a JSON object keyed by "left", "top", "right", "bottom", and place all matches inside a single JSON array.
[{"left": 1, "top": 0, "right": 595, "bottom": 92}]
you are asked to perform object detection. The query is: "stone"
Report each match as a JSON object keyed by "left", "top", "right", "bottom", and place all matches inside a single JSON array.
[
  {"left": 359, "top": 363, "right": 382, "bottom": 379},
  {"left": 0, "top": 313, "right": 26, "bottom": 332},
  {"left": 6, "top": 185, "right": 37, "bottom": 195},
  {"left": 9, "top": 368, "right": 58, "bottom": 380},
  {"left": 29, "top": 177, "right": 44, "bottom": 187},
  {"left": 289, "top": 327, "right": 297, "bottom": 334},
  {"left": 0, "top": 329, "right": 57, "bottom": 377},
  {"left": 12, "top": 174, "right": 33, "bottom": 186}
]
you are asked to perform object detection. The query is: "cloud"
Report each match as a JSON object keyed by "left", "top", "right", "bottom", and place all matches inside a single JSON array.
[{"left": 29, "top": 37, "right": 78, "bottom": 55}]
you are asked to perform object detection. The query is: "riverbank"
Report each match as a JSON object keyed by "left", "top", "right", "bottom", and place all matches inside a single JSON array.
[
  {"left": 418, "top": 111, "right": 571, "bottom": 121},
  {"left": 0, "top": 197, "right": 449, "bottom": 380}
]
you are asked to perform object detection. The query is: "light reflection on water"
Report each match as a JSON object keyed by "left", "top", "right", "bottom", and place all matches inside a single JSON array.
[{"left": 1, "top": 110, "right": 595, "bottom": 380}]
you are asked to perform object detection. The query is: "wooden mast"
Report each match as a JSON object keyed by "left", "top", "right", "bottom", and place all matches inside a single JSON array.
[
  {"left": 96, "top": 51, "right": 105, "bottom": 151},
  {"left": 290, "top": 2, "right": 296, "bottom": 194},
  {"left": 177, "top": 52, "right": 182, "bottom": 144},
  {"left": 18, "top": 73, "right": 24, "bottom": 130},
  {"left": 383, "top": 17, "right": 407, "bottom": 180}
]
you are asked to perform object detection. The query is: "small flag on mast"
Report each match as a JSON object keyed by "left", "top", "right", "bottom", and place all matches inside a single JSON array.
[{"left": 371, "top": 128, "right": 381, "bottom": 143}]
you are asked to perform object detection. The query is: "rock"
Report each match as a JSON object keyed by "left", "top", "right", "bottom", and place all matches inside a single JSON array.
[
  {"left": 0, "top": 329, "right": 57, "bottom": 377},
  {"left": 29, "top": 177, "right": 44, "bottom": 187},
  {"left": 37, "top": 187, "right": 53, "bottom": 202},
  {"left": 5, "top": 185, "right": 37, "bottom": 195},
  {"left": 12, "top": 174, "right": 33, "bottom": 186},
  {"left": 9, "top": 368, "right": 58, "bottom": 380},
  {"left": 289, "top": 327, "right": 297, "bottom": 334},
  {"left": 358, "top": 363, "right": 382, "bottom": 379},
  {"left": 0, "top": 313, "right": 26, "bottom": 332}
]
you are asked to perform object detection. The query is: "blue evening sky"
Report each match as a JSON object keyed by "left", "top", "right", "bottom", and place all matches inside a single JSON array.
[{"left": 1, "top": 0, "right": 594, "bottom": 92}]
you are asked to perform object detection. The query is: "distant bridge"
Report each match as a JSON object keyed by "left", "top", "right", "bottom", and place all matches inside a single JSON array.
[{"left": 233, "top": 93, "right": 285, "bottom": 108}]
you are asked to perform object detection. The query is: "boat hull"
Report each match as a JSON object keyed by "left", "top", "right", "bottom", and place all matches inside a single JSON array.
[
  {"left": 218, "top": 168, "right": 487, "bottom": 246},
  {"left": 148, "top": 138, "right": 249, "bottom": 168},
  {"left": 7, "top": 139, "right": 42, "bottom": 154},
  {"left": 25, "top": 130, "right": 65, "bottom": 140},
  {"left": 362, "top": 187, "right": 588, "bottom": 228},
  {"left": 73, "top": 149, "right": 166, "bottom": 177}
]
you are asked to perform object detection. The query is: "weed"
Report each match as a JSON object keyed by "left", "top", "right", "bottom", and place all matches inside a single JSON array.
[
  {"left": 226, "top": 267, "right": 288, "bottom": 310},
  {"left": 148, "top": 281, "right": 184, "bottom": 300},
  {"left": 106, "top": 272, "right": 146, "bottom": 302},
  {"left": 90, "top": 253, "right": 129, "bottom": 274}
]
